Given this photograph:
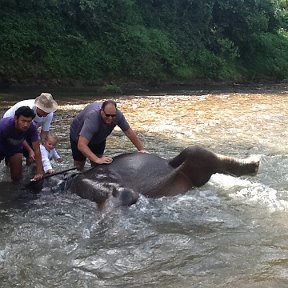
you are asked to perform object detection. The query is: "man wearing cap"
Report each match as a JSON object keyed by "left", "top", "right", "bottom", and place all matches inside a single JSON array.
[
  {"left": 3, "top": 93, "right": 58, "bottom": 163},
  {"left": 0, "top": 106, "right": 43, "bottom": 182}
]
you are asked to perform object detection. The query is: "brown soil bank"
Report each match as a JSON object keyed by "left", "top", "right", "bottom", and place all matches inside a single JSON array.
[{"left": 0, "top": 78, "right": 287, "bottom": 97}]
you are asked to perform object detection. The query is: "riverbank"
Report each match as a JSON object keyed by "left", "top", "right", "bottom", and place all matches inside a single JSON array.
[{"left": 1, "top": 78, "right": 288, "bottom": 98}]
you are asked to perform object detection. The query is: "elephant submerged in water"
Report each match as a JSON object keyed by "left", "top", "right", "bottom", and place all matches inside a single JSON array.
[{"left": 69, "top": 145, "right": 260, "bottom": 208}]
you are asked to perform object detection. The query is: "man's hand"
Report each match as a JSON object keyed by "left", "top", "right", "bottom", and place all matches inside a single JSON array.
[
  {"left": 95, "top": 156, "right": 113, "bottom": 164},
  {"left": 139, "top": 149, "right": 149, "bottom": 153},
  {"left": 33, "top": 173, "right": 44, "bottom": 181}
]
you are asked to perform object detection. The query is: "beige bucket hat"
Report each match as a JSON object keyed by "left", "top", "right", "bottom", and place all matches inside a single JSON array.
[{"left": 34, "top": 93, "right": 58, "bottom": 113}]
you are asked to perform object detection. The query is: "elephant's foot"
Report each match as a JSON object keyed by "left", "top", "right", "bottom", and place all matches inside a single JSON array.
[
  {"left": 243, "top": 156, "right": 260, "bottom": 176},
  {"left": 216, "top": 154, "right": 261, "bottom": 177}
]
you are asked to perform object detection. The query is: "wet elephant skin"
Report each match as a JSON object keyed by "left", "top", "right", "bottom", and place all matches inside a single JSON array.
[{"left": 70, "top": 145, "right": 260, "bottom": 207}]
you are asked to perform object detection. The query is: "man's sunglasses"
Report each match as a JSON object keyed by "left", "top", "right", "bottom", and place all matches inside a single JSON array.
[{"left": 102, "top": 110, "right": 117, "bottom": 118}]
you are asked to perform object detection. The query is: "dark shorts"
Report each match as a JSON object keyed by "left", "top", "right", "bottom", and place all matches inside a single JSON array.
[
  {"left": 70, "top": 136, "right": 106, "bottom": 162},
  {"left": 1, "top": 146, "right": 23, "bottom": 162},
  {"left": 0, "top": 153, "right": 5, "bottom": 162}
]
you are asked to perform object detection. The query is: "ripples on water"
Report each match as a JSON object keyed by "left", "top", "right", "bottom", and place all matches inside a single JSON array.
[{"left": 1, "top": 84, "right": 288, "bottom": 287}]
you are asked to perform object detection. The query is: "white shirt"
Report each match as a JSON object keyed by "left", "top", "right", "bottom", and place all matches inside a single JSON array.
[
  {"left": 40, "top": 144, "right": 61, "bottom": 173},
  {"left": 3, "top": 99, "right": 54, "bottom": 131}
]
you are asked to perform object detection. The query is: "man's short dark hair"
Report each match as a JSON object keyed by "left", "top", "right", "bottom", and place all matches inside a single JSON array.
[
  {"left": 14, "top": 106, "right": 36, "bottom": 119},
  {"left": 101, "top": 100, "right": 117, "bottom": 110}
]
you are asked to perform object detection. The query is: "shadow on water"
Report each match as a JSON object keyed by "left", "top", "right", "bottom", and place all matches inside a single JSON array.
[{"left": 0, "top": 180, "right": 42, "bottom": 212}]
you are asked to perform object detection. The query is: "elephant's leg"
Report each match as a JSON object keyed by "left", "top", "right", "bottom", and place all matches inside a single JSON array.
[
  {"left": 72, "top": 177, "right": 110, "bottom": 208},
  {"left": 70, "top": 171, "right": 139, "bottom": 208},
  {"left": 214, "top": 153, "right": 260, "bottom": 177},
  {"left": 169, "top": 145, "right": 260, "bottom": 187},
  {"left": 169, "top": 145, "right": 219, "bottom": 168}
]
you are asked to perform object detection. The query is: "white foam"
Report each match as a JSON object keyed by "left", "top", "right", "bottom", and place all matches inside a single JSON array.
[
  {"left": 209, "top": 174, "right": 288, "bottom": 212},
  {"left": 232, "top": 184, "right": 288, "bottom": 212},
  {"left": 209, "top": 174, "right": 252, "bottom": 190}
]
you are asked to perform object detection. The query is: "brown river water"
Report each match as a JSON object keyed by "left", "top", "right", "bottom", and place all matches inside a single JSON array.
[{"left": 1, "top": 83, "right": 288, "bottom": 287}]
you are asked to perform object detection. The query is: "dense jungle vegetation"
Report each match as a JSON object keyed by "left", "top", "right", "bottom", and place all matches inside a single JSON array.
[{"left": 1, "top": 0, "right": 288, "bottom": 88}]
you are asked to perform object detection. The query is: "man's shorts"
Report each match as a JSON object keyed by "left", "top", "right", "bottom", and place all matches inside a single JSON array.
[
  {"left": 70, "top": 136, "right": 106, "bottom": 162},
  {"left": 1, "top": 146, "right": 23, "bottom": 162}
]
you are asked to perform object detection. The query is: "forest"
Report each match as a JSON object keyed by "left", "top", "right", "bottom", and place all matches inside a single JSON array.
[{"left": 1, "top": 0, "right": 288, "bottom": 88}]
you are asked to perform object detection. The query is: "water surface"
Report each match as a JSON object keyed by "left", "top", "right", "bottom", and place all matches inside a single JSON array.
[{"left": 1, "top": 83, "right": 288, "bottom": 287}]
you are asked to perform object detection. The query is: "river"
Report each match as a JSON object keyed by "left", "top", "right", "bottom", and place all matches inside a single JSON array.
[{"left": 1, "top": 83, "right": 288, "bottom": 287}]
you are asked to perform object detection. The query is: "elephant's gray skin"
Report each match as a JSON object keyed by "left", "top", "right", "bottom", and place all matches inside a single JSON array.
[{"left": 70, "top": 145, "right": 260, "bottom": 208}]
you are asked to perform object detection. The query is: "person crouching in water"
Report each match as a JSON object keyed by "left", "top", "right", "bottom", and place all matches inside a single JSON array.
[
  {"left": 0, "top": 106, "right": 43, "bottom": 182},
  {"left": 40, "top": 132, "right": 63, "bottom": 174}
]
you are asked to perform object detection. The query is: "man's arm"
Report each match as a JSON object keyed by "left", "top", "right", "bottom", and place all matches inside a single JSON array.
[
  {"left": 22, "top": 140, "right": 35, "bottom": 161},
  {"left": 124, "top": 128, "right": 147, "bottom": 152},
  {"left": 40, "top": 130, "right": 49, "bottom": 142},
  {"left": 31, "top": 140, "right": 44, "bottom": 180},
  {"left": 78, "top": 136, "right": 112, "bottom": 164}
]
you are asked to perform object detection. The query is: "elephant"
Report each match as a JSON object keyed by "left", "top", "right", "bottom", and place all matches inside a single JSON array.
[{"left": 69, "top": 145, "right": 260, "bottom": 209}]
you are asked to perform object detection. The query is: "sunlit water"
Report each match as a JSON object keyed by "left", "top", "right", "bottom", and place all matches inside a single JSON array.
[{"left": 1, "top": 83, "right": 288, "bottom": 287}]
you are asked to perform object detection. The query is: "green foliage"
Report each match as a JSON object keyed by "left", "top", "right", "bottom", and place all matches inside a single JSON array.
[
  {"left": 100, "top": 83, "right": 122, "bottom": 94},
  {"left": 243, "top": 31, "right": 288, "bottom": 79},
  {"left": 174, "top": 66, "right": 200, "bottom": 80},
  {"left": 112, "top": 25, "right": 180, "bottom": 80},
  {"left": 274, "top": 0, "right": 288, "bottom": 30},
  {"left": 0, "top": 0, "right": 288, "bottom": 84},
  {"left": 211, "top": 0, "right": 281, "bottom": 54}
]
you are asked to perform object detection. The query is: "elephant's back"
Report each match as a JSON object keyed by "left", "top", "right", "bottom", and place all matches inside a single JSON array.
[
  {"left": 72, "top": 152, "right": 174, "bottom": 195},
  {"left": 109, "top": 152, "right": 173, "bottom": 193},
  {"left": 111, "top": 152, "right": 172, "bottom": 178}
]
